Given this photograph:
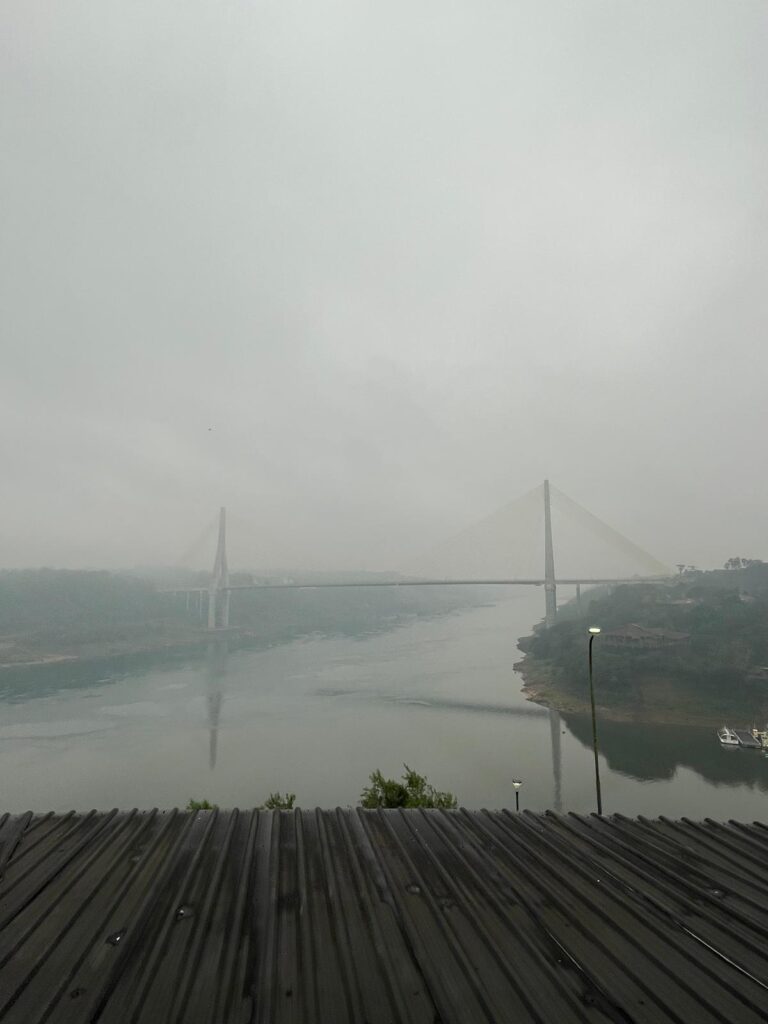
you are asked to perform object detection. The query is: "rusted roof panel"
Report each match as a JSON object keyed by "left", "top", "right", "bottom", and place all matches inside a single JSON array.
[{"left": 1, "top": 808, "right": 768, "bottom": 1022}]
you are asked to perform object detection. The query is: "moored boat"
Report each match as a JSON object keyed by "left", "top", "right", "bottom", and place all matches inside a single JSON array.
[{"left": 718, "top": 726, "right": 740, "bottom": 747}]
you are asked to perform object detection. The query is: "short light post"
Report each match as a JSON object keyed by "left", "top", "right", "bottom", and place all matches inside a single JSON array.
[
  {"left": 512, "top": 779, "right": 522, "bottom": 812},
  {"left": 588, "top": 627, "right": 603, "bottom": 815}
]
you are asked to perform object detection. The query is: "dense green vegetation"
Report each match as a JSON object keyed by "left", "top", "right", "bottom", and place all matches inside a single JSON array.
[{"left": 518, "top": 563, "right": 768, "bottom": 721}]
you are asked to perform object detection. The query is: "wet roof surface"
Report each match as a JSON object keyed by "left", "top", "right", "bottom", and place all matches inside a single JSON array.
[{"left": 1, "top": 807, "right": 768, "bottom": 1022}]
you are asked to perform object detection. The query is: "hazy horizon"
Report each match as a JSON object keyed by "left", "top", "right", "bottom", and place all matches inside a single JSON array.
[{"left": 2, "top": 2, "right": 766, "bottom": 574}]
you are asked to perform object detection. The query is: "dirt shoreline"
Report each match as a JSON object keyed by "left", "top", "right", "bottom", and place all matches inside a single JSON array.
[
  {"left": 514, "top": 656, "right": 738, "bottom": 728},
  {"left": 0, "top": 632, "right": 217, "bottom": 671},
  {"left": 0, "top": 654, "right": 80, "bottom": 669}
]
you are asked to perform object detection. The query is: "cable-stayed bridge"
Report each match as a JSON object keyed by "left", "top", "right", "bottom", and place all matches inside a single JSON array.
[
  {"left": 174, "top": 481, "right": 670, "bottom": 808},
  {"left": 167, "top": 480, "right": 672, "bottom": 631}
]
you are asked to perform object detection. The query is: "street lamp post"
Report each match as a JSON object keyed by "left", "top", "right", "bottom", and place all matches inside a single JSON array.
[
  {"left": 588, "top": 627, "right": 603, "bottom": 815},
  {"left": 512, "top": 779, "right": 522, "bottom": 812}
]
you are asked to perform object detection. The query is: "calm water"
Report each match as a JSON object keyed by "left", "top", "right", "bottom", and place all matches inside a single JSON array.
[{"left": 1, "top": 593, "right": 767, "bottom": 818}]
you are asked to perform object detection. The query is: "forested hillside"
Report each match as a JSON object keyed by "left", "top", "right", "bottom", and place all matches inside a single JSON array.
[
  {"left": 0, "top": 570, "right": 163, "bottom": 632},
  {"left": 517, "top": 563, "right": 768, "bottom": 722},
  {"left": 0, "top": 568, "right": 504, "bottom": 668}
]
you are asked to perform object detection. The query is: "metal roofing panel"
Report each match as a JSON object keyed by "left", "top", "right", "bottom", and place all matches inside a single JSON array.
[{"left": 1, "top": 808, "right": 767, "bottom": 1023}]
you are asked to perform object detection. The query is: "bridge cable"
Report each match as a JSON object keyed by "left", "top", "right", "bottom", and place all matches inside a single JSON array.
[{"left": 550, "top": 485, "right": 670, "bottom": 576}]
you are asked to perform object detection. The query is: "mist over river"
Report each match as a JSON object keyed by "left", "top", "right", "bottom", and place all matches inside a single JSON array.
[{"left": 1, "top": 591, "right": 767, "bottom": 817}]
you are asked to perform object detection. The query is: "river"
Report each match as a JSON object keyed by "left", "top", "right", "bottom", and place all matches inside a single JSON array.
[{"left": 1, "top": 592, "right": 767, "bottom": 817}]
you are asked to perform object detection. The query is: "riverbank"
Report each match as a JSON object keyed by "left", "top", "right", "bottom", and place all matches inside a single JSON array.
[
  {"left": 514, "top": 562, "right": 768, "bottom": 728},
  {"left": 0, "top": 626, "right": 213, "bottom": 671},
  {"left": 0, "top": 568, "right": 508, "bottom": 676},
  {"left": 3, "top": 595, "right": 766, "bottom": 819},
  {"left": 514, "top": 656, "right": 745, "bottom": 727}
]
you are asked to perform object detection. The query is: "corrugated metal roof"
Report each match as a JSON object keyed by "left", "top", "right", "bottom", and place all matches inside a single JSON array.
[{"left": 2, "top": 808, "right": 768, "bottom": 1022}]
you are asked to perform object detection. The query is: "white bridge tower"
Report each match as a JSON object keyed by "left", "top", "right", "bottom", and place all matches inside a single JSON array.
[
  {"left": 208, "top": 507, "right": 230, "bottom": 630},
  {"left": 543, "top": 479, "right": 557, "bottom": 627}
]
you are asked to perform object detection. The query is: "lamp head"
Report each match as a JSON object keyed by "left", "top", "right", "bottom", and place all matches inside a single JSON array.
[
  {"left": 512, "top": 779, "right": 523, "bottom": 791},
  {"left": 589, "top": 626, "right": 601, "bottom": 635}
]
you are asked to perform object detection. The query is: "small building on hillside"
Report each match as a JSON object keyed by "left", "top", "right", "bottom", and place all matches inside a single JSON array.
[{"left": 603, "top": 623, "right": 689, "bottom": 649}]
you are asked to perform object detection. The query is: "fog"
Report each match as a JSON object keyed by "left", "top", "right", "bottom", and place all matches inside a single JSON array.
[{"left": 2, "top": 1, "right": 766, "bottom": 574}]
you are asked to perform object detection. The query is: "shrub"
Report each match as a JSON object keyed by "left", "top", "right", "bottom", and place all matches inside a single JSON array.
[
  {"left": 186, "top": 798, "right": 216, "bottom": 811},
  {"left": 262, "top": 791, "right": 296, "bottom": 810},
  {"left": 360, "top": 765, "right": 458, "bottom": 809}
]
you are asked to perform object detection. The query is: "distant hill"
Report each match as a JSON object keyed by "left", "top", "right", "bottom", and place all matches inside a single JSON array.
[
  {"left": 0, "top": 567, "right": 509, "bottom": 670},
  {"left": 0, "top": 569, "right": 163, "bottom": 633}
]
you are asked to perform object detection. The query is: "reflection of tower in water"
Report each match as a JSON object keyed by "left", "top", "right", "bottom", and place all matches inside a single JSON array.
[
  {"left": 549, "top": 708, "right": 563, "bottom": 813},
  {"left": 203, "top": 643, "right": 563, "bottom": 805},
  {"left": 206, "top": 639, "right": 228, "bottom": 770}
]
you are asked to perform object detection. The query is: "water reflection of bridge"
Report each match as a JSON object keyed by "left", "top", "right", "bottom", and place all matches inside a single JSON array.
[
  {"left": 205, "top": 640, "right": 226, "bottom": 772},
  {"left": 388, "top": 694, "right": 563, "bottom": 812},
  {"left": 180, "top": 477, "right": 666, "bottom": 809},
  {"left": 204, "top": 639, "right": 564, "bottom": 811}
]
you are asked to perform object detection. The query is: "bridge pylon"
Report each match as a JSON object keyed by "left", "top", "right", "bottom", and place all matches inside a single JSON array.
[
  {"left": 208, "top": 507, "right": 230, "bottom": 630},
  {"left": 544, "top": 479, "right": 557, "bottom": 627}
]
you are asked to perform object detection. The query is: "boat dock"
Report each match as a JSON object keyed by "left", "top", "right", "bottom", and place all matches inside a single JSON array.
[{"left": 733, "top": 729, "right": 762, "bottom": 748}]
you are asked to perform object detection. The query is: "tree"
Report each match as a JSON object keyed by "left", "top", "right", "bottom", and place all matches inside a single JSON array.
[
  {"left": 360, "top": 765, "right": 458, "bottom": 809},
  {"left": 724, "top": 557, "right": 764, "bottom": 570}
]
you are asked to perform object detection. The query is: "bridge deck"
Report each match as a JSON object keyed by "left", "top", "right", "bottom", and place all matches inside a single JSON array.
[
  {"left": 162, "top": 576, "right": 671, "bottom": 594},
  {"left": 224, "top": 576, "right": 671, "bottom": 591}
]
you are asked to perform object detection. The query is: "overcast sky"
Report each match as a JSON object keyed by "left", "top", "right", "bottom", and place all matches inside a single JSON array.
[{"left": 1, "top": 1, "right": 766, "bottom": 574}]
